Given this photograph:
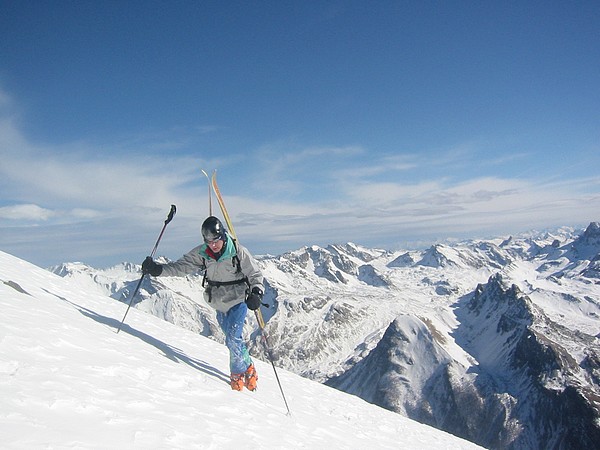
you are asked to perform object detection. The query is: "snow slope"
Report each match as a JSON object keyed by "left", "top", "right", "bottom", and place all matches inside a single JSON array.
[{"left": 0, "top": 250, "right": 483, "bottom": 449}]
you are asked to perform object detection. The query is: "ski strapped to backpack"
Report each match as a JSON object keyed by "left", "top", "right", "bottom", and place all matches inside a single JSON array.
[
  {"left": 209, "top": 170, "right": 291, "bottom": 416},
  {"left": 201, "top": 169, "right": 213, "bottom": 216}
]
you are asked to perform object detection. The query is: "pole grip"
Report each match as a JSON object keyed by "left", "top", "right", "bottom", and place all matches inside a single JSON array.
[{"left": 165, "top": 204, "right": 176, "bottom": 224}]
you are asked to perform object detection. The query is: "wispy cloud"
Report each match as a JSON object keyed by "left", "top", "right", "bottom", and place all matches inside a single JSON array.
[
  {"left": 231, "top": 165, "right": 600, "bottom": 255},
  {"left": 330, "top": 154, "right": 419, "bottom": 180},
  {"left": 0, "top": 204, "right": 55, "bottom": 221},
  {"left": 255, "top": 141, "right": 364, "bottom": 174},
  {"left": 0, "top": 87, "right": 598, "bottom": 268},
  {"left": 0, "top": 106, "right": 207, "bottom": 218}
]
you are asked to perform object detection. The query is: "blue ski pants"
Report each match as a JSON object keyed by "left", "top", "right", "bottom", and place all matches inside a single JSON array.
[{"left": 216, "top": 302, "right": 253, "bottom": 374}]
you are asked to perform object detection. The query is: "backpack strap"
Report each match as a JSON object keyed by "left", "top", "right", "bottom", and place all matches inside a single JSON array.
[
  {"left": 230, "top": 237, "right": 242, "bottom": 274},
  {"left": 206, "top": 277, "right": 248, "bottom": 287},
  {"left": 200, "top": 257, "right": 208, "bottom": 288},
  {"left": 232, "top": 254, "right": 242, "bottom": 273}
]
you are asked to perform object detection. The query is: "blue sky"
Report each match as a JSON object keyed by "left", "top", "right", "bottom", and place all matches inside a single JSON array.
[{"left": 1, "top": 1, "right": 599, "bottom": 268}]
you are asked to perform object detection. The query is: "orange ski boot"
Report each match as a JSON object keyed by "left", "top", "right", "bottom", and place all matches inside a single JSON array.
[
  {"left": 244, "top": 364, "right": 258, "bottom": 391},
  {"left": 230, "top": 373, "right": 244, "bottom": 391}
]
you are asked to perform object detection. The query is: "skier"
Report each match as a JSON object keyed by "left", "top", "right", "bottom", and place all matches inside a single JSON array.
[{"left": 141, "top": 215, "right": 264, "bottom": 391}]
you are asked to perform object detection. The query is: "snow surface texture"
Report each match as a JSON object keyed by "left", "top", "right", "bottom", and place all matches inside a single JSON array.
[
  {"left": 0, "top": 250, "right": 483, "bottom": 449},
  {"left": 47, "top": 223, "right": 600, "bottom": 449}
]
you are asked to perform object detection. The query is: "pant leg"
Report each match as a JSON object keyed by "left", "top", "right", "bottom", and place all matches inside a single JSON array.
[{"left": 216, "top": 302, "right": 253, "bottom": 374}]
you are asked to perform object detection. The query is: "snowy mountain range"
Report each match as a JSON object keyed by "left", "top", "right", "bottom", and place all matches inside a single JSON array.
[{"left": 48, "top": 222, "right": 600, "bottom": 449}]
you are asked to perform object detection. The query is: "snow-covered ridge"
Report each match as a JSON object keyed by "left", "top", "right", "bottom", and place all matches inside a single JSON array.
[{"left": 48, "top": 222, "right": 600, "bottom": 449}]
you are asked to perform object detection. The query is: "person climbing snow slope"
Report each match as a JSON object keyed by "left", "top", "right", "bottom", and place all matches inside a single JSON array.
[{"left": 142, "top": 215, "right": 264, "bottom": 391}]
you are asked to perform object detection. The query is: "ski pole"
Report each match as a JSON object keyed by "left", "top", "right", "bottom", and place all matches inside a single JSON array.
[
  {"left": 117, "top": 205, "right": 176, "bottom": 333},
  {"left": 254, "top": 309, "right": 291, "bottom": 416}
]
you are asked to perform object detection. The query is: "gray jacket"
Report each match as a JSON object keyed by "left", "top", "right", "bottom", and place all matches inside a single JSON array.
[{"left": 160, "top": 235, "right": 263, "bottom": 313}]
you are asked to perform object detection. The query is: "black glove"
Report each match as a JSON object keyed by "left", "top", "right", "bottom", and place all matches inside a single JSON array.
[
  {"left": 245, "top": 286, "right": 263, "bottom": 310},
  {"left": 141, "top": 256, "right": 162, "bottom": 276}
]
